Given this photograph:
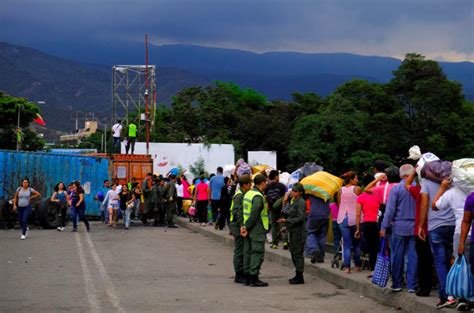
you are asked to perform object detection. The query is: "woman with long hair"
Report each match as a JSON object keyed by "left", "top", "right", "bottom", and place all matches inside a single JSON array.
[
  {"left": 103, "top": 184, "right": 120, "bottom": 227},
  {"left": 337, "top": 171, "right": 362, "bottom": 273},
  {"left": 69, "top": 181, "right": 90, "bottom": 232},
  {"left": 119, "top": 184, "right": 135, "bottom": 230},
  {"left": 51, "top": 182, "right": 69, "bottom": 231},
  {"left": 13, "top": 178, "right": 41, "bottom": 240}
]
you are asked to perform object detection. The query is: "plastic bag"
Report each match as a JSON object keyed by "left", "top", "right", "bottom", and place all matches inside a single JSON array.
[
  {"left": 279, "top": 172, "right": 290, "bottom": 186},
  {"left": 223, "top": 164, "right": 235, "bottom": 177},
  {"left": 421, "top": 160, "right": 452, "bottom": 183},
  {"left": 452, "top": 159, "right": 474, "bottom": 194},
  {"left": 300, "top": 171, "right": 343, "bottom": 202},
  {"left": 372, "top": 238, "right": 391, "bottom": 288},
  {"left": 446, "top": 255, "right": 474, "bottom": 299},
  {"left": 252, "top": 164, "right": 272, "bottom": 174},
  {"left": 301, "top": 162, "right": 324, "bottom": 178},
  {"left": 236, "top": 159, "right": 252, "bottom": 177},
  {"left": 188, "top": 206, "right": 196, "bottom": 217},
  {"left": 287, "top": 169, "right": 302, "bottom": 189}
]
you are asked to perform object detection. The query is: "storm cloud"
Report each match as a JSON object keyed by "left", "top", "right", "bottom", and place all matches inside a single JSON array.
[{"left": 1, "top": 0, "right": 473, "bottom": 61}]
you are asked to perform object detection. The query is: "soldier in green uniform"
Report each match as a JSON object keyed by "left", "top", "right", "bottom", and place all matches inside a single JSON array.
[
  {"left": 230, "top": 174, "right": 252, "bottom": 284},
  {"left": 284, "top": 183, "right": 307, "bottom": 284},
  {"left": 166, "top": 175, "right": 178, "bottom": 228},
  {"left": 141, "top": 173, "right": 153, "bottom": 226},
  {"left": 152, "top": 178, "right": 165, "bottom": 226},
  {"left": 242, "top": 174, "right": 269, "bottom": 287}
]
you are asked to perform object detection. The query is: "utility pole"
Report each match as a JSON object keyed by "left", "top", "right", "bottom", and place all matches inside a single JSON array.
[
  {"left": 145, "top": 34, "right": 150, "bottom": 155},
  {"left": 16, "top": 105, "right": 21, "bottom": 151}
]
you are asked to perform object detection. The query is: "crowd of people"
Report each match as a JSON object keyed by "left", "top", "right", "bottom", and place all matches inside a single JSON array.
[
  {"left": 10, "top": 159, "right": 474, "bottom": 310},
  {"left": 218, "top": 161, "right": 474, "bottom": 311}
]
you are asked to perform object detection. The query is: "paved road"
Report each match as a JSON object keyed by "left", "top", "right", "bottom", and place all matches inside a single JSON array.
[{"left": 0, "top": 223, "right": 398, "bottom": 313}]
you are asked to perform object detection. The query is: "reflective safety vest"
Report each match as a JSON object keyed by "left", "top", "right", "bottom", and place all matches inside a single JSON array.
[
  {"left": 230, "top": 189, "right": 243, "bottom": 222},
  {"left": 128, "top": 123, "right": 137, "bottom": 137},
  {"left": 243, "top": 189, "right": 269, "bottom": 230}
]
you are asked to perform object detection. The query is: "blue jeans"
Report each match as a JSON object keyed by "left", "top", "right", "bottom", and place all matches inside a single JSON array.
[
  {"left": 17, "top": 205, "right": 31, "bottom": 235},
  {"left": 71, "top": 205, "right": 90, "bottom": 230},
  {"left": 339, "top": 217, "right": 361, "bottom": 269},
  {"left": 124, "top": 209, "right": 131, "bottom": 228},
  {"left": 305, "top": 218, "right": 329, "bottom": 258},
  {"left": 333, "top": 220, "right": 342, "bottom": 254},
  {"left": 390, "top": 234, "right": 418, "bottom": 290},
  {"left": 112, "top": 137, "right": 121, "bottom": 153},
  {"left": 429, "top": 225, "right": 455, "bottom": 300}
]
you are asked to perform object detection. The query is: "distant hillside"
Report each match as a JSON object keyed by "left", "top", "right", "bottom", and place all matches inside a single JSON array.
[
  {"left": 27, "top": 40, "right": 474, "bottom": 100},
  {"left": 0, "top": 42, "right": 210, "bottom": 132}
]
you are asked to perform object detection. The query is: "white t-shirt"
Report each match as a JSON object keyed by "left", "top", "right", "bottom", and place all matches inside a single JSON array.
[
  {"left": 176, "top": 184, "right": 184, "bottom": 198},
  {"left": 435, "top": 186, "right": 469, "bottom": 235},
  {"left": 112, "top": 123, "right": 123, "bottom": 138}
]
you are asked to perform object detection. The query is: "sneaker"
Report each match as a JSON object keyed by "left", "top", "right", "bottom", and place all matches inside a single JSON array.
[
  {"left": 456, "top": 301, "right": 470, "bottom": 311},
  {"left": 201, "top": 223, "right": 206, "bottom": 227},
  {"left": 57, "top": 227, "right": 61, "bottom": 231},
  {"left": 168, "top": 225, "right": 178, "bottom": 228},
  {"left": 20, "top": 235, "right": 26, "bottom": 240},
  {"left": 71, "top": 229, "right": 78, "bottom": 232},
  {"left": 283, "top": 243, "right": 289, "bottom": 250},
  {"left": 61, "top": 227, "right": 65, "bottom": 231},
  {"left": 270, "top": 244, "right": 278, "bottom": 249},
  {"left": 25, "top": 227, "right": 29, "bottom": 238},
  {"left": 388, "top": 286, "right": 402, "bottom": 292},
  {"left": 408, "top": 289, "right": 416, "bottom": 293},
  {"left": 436, "top": 298, "right": 457, "bottom": 309}
]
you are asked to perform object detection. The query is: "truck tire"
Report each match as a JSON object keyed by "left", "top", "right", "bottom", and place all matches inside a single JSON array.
[{"left": 37, "top": 198, "right": 58, "bottom": 229}]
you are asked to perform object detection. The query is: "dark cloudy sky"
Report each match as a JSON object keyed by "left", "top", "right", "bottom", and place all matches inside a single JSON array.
[{"left": 2, "top": 0, "right": 473, "bottom": 61}]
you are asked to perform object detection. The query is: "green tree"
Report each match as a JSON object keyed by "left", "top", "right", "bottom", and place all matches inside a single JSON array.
[{"left": 0, "top": 92, "right": 44, "bottom": 151}]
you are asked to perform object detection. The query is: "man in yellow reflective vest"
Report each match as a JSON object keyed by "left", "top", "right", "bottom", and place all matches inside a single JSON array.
[
  {"left": 230, "top": 174, "right": 252, "bottom": 284},
  {"left": 241, "top": 174, "right": 269, "bottom": 287}
]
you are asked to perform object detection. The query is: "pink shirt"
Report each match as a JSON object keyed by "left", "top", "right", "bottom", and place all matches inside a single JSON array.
[
  {"left": 357, "top": 192, "right": 380, "bottom": 223},
  {"left": 182, "top": 180, "right": 191, "bottom": 199},
  {"left": 337, "top": 186, "right": 358, "bottom": 226},
  {"left": 196, "top": 182, "right": 209, "bottom": 201},
  {"left": 371, "top": 183, "right": 397, "bottom": 204},
  {"left": 329, "top": 203, "right": 339, "bottom": 220}
]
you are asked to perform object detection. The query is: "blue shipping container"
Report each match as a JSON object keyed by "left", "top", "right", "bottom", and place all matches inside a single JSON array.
[{"left": 0, "top": 150, "right": 110, "bottom": 217}]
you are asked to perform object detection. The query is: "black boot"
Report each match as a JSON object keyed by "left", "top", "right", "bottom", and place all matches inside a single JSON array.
[
  {"left": 289, "top": 272, "right": 304, "bottom": 285},
  {"left": 234, "top": 272, "right": 246, "bottom": 284},
  {"left": 249, "top": 275, "right": 269, "bottom": 287},
  {"left": 311, "top": 251, "right": 321, "bottom": 264},
  {"left": 289, "top": 272, "right": 298, "bottom": 283},
  {"left": 244, "top": 273, "right": 250, "bottom": 286}
]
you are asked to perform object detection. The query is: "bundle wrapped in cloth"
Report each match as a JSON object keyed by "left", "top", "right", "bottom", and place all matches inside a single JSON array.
[
  {"left": 421, "top": 160, "right": 452, "bottom": 183},
  {"left": 407, "top": 145, "right": 440, "bottom": 178},
  {"left": 236, "top": 158, "right": 253, "bottom": 177},
  {"left": 300, "top": 171, "right": 343, "bottom": 202},
  {"left": 251, "top": 164, "right": 273, "bottom": 175},
  {"left": 452, "top": 159, "right": 474, "bottom": 194}
]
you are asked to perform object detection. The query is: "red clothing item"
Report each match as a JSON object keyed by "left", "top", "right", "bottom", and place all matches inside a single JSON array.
[
  {"left": 196, "top": 182, "right": 209, "bottom": 201},
  {"left": 357, "top": 192, "right": 380, "bottom": 223},
  {"left": 409, "top": 185, "right": 426, "bottom": 235},
  {"left": 371, "top": 183, "right": 396, "bottom": 204}
]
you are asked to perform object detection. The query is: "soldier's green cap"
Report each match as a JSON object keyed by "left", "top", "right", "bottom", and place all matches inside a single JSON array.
[
  {"left": 253, "top": 174, "right": 267, "bottom": 185},
  {"left": 292, "top": 183, "right": 305, "bottom": 193},
  {"left": 239, "top": 174, "right": 252, "bottom": 185}
]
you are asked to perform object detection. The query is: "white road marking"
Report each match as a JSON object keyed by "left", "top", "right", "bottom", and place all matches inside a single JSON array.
[
  {"left": 85, "top": 231, "right": 125, "bottom": 313},
  {"left": 75, "top": 233, "right": 101, "bottom": 313}
]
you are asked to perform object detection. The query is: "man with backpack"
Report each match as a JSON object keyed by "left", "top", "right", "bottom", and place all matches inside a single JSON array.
[{"left": 265, "top": 170, "right": 287, "bottom": 249}]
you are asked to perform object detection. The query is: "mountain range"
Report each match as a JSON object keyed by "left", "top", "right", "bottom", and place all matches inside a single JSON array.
[{"left": 0, "top": 40, "right": 472, "bottom": 134}]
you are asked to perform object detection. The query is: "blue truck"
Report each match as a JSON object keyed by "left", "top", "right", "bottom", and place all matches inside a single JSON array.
[{"left": 0, "top": 150, "right": 152, "bottom": 229}]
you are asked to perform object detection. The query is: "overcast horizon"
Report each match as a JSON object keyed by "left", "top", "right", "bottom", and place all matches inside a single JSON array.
[{"left": 1, "top": 0, "right": 473, "bottom": 62}]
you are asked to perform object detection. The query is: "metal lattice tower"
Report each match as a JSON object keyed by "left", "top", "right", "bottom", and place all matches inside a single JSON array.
[{"left": 111, "top": 65, "right": 156, "bottom": 128}]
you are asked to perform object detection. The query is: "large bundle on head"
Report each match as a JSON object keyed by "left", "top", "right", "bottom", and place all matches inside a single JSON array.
[
  {"left": 279, "top": 172, "right": 290, "bottom": 186},
  {"left": 421, "top": 160, "right": 452, "bottom": 183},
  {"left": 407, "top": 145, "right": 440, "bottom": 178},
  {"left": 223, "top": 164, "right": 235, "bottom": 177},
  {"left": 452, "top": 159, "right": 474, "bottom": 194},
  {"left": 300, "top": 171, "right": 343, "bottom": 202},
  {"left": 236, "top": 158, "right": 252, "bottom": 177},
  {"left": 301, "top": 162, "right": 324, "bottom": 178},
  {"left": 252, "top": 164, "right": 273, "bottom": 175},
  {"left": 287, "top": 169, "right": 302, "bottom": 189}
]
